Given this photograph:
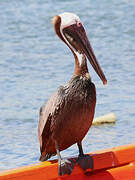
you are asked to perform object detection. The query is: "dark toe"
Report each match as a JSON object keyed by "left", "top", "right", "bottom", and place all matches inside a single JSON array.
[
  {"left": 59, "top": 159, "right": 75, "bottom": 176},
  {"left": 77, "top": 154, "right": 93, "bottom": 170}
]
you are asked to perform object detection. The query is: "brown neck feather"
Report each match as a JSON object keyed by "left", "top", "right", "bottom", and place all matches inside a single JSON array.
[
  {"left": 73, "top": 52, "right": 90, "bottom": 79},
  {"left": 52, "top": 15, "right": 67, "bottom": 44}
]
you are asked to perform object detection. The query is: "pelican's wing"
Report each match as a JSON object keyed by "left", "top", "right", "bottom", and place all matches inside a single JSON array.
[{"left": 38, "top": 87, "right": 64, "bottom": 152}]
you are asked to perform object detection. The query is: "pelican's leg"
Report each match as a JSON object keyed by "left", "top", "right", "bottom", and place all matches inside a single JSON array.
[
  {"left": 77, "top": 142, "right": 93, "bottom": 171},
  {"left": 55, "top": 141, "right": 75, "bottom": 176}
]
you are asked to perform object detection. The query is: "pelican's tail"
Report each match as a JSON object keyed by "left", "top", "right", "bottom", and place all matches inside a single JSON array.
[{"left": 39, "top": 153, "right": 56, "bottom": 161}]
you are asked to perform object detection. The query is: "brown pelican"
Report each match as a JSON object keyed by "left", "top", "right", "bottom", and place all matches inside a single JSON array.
[{"left": 38, "top": 12, "right": 107, "bottom": 176}]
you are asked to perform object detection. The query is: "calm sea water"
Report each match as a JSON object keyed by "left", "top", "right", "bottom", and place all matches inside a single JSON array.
[{"left": 0, "top": 0, "right": 135, "bottom": 171}]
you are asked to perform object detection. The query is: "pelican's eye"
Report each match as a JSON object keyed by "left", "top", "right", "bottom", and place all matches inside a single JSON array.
[{"left": 77, "top": 22, "right": 82, "bottom": 27}]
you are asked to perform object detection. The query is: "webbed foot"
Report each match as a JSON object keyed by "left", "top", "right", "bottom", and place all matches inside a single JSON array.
[
  {"left": 77, "top": 154, "right": 93, "bottom": 171},
  {"left": 58, "top": 159, "right": 75, "bottom": 176}
]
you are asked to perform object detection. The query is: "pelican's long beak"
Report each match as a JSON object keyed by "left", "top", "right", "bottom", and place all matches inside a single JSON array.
[{"left": 63, "top": 24, "right": 107, "bottom": 85}]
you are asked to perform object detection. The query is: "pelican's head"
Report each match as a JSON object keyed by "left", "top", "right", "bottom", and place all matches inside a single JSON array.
[{"left": 52, "top": 12, "right": 107, "bottom": 85}]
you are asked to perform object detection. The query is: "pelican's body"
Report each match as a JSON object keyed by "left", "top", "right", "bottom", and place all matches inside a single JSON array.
[
  {"left": 39, "top": 75, "right": 96, "bottom": 159},
  {"left": 38, "top": 12, "right": 107, "bottom": 176}
]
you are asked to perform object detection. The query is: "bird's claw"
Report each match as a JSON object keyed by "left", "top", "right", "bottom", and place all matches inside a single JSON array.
[
  {"left": 58, "top": 159, "right": 75, "bottom": 176},
  {"left": 77, "top": 154, "right": 93, "bottom": 171}
]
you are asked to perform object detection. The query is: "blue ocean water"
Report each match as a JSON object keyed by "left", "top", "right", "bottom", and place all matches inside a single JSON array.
[{"left": 0, "top": 0, "right": 135, "bottom": 171}]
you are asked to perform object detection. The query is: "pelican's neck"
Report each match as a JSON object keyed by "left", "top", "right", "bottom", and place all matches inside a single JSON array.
[{"left": 73, "top": 52, "right": 90, "bottom": 80}]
